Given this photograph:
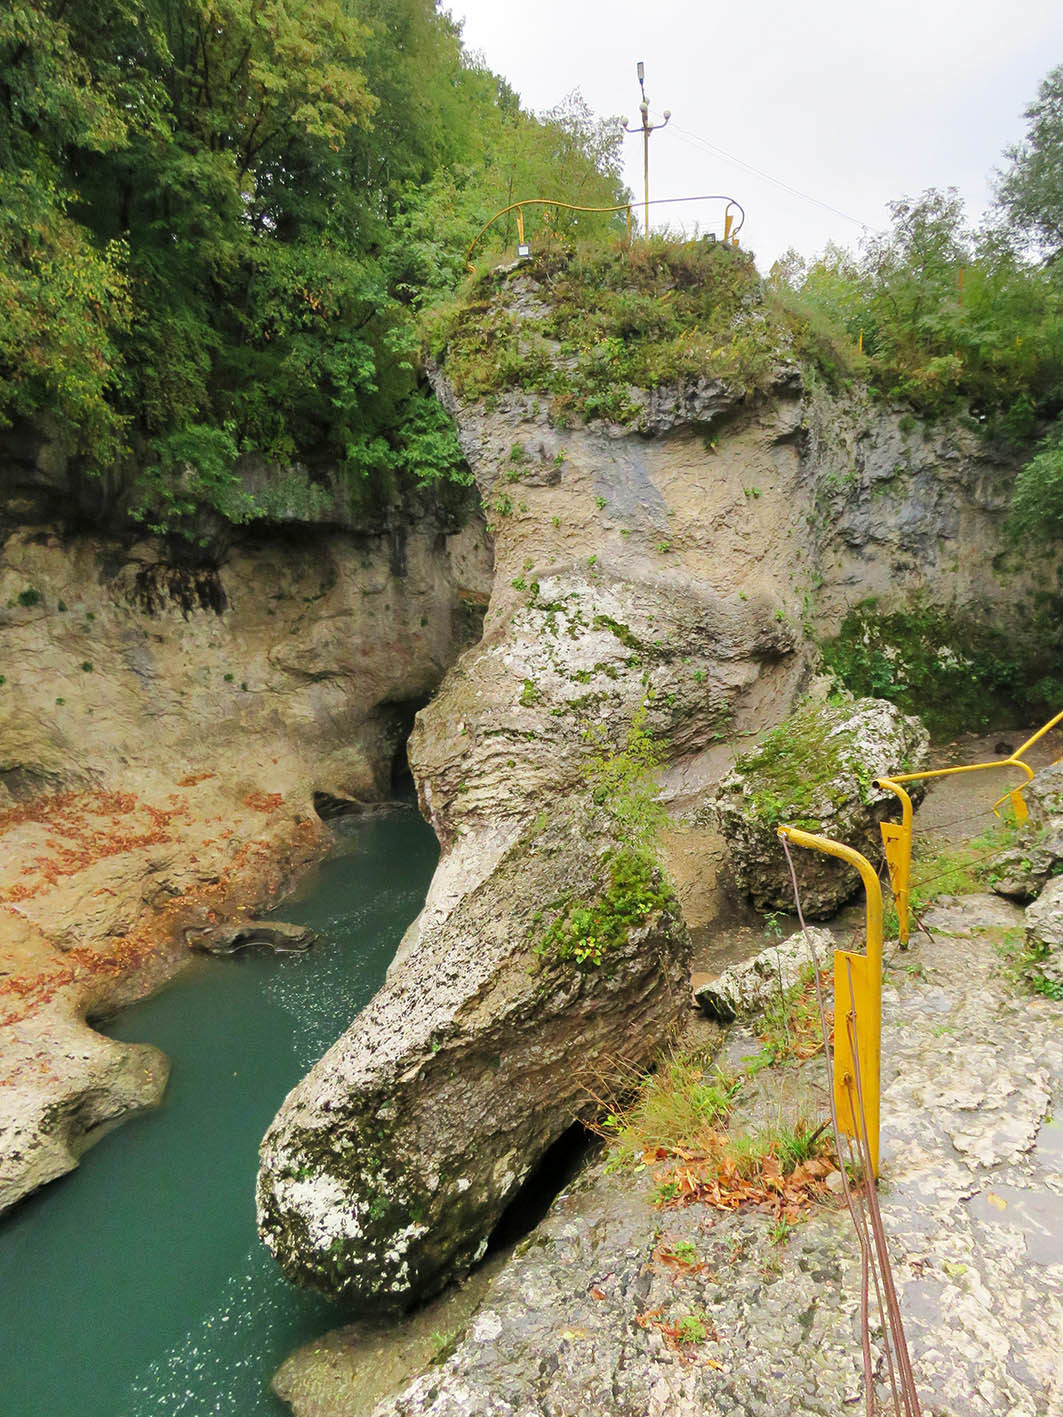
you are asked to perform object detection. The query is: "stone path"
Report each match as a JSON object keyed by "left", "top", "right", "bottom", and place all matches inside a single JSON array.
[{"left": 362, "top": 894, "right": 1063, "bottom": 1417}]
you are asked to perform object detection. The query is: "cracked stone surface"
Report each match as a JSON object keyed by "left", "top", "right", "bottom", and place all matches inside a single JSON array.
[{"left": 358, "top": 894, "right": 1063, "bottom": 1417}]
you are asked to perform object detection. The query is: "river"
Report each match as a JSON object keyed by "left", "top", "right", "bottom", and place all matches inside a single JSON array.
[{"left": 0, "top": 806, "right": 438, "bottom": 1417}]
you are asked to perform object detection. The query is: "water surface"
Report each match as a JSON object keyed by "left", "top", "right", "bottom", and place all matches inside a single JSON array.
[{"left": 0, "top": 808, "right": 438, "bottom": 1416}]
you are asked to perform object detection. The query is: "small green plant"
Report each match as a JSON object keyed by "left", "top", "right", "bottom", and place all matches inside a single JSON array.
[
  {"left": 429, "top": 1329, "right": 461, "bottom": 1365},
  {"left": 692, "top": 668, "right": 706, "bottom": 684},
  {"left": 551, "top": 515, "right": 561, "bottom": 528},
  {"left": 668, "top": 1239, "right": 698, "bottom": 1265},
  {"left": 57, "top": 600, "right": 68, "bottom": 612},
  {"left": 511, "top": 576, "right": 527, "bottom": 591},
  {"left": 80, "top": 661, "right": 93, "bottom": 672},
  {"left": 744, "top": 486, "right": 762, "bottom": 499},
  {"left": 656, "top": 540, "right": 671, "bottom": 553},
  {"left": 17, "top": 588, "right": 41, "bottom": 607},
  {"left": 674, "top": 1313, "right": 709, "bottom": 1345},
  {"left": 596, "top": 495, "right": 607, "bottom": 509},
  {"left": 600, "top": 1051, "right": 740, "bottom": 1169},
  {"left": 223, "top": 672, "right": 234, "bottom": 682},
  {"left": 519, "top": 678, "right": 540, "bottom": 708}
]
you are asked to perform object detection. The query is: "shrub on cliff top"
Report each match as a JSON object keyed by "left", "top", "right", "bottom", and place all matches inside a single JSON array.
[{"left": 429, "top": 235, "right": 864, "bottom": 423}]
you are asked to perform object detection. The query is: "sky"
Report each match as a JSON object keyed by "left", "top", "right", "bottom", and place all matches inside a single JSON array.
[{"left": 449, "top": 0, "right": 1063, "bottom": 270}]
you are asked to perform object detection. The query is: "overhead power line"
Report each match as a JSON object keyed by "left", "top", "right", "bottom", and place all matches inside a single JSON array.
[{"left": 669, "top": 121, "right": 881, "bottom": 233}]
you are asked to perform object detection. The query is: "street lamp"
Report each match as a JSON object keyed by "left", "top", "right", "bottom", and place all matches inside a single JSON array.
[{"left": 624, "top": 61, "right": 670, "bottom": 238}]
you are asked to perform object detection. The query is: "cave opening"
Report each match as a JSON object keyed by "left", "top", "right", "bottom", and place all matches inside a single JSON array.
[{"left": 486, "top": 1123, "right": 601, "bottom": 1253}]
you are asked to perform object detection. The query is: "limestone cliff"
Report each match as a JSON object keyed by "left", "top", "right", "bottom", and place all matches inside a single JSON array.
[
  {"left": 0, "top": 496, "right": 491, "bottom": 1211},
  {"left": 257, "top": 261, "right": 1059, "bottom": 1312}
]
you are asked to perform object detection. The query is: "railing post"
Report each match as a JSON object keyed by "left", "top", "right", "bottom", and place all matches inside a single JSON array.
[
  {"left": 875, "top": 778, "right": 913, "bottom": 946},
  {"left": 778, "top": 826, "right": 882, "bottom": 1177}
]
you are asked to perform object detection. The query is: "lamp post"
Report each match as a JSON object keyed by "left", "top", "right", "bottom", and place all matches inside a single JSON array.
[{"left": 624, "top": 61, "right": 670, "bottom": 238}]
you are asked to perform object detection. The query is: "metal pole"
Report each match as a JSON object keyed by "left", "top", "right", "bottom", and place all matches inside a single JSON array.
[
  {"left": 624, "top": 62, "right": 669, "bottom": 239},
  {"left": 643, "top": 119, "right": 650, "bottom": 237}
]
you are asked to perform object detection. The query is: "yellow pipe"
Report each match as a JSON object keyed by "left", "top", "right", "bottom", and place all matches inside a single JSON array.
[
  {"left": 465, "top": 193, "right": 747, "bottom": 271},
  {"left": 874, "top": 778, "right": 913, "bottom": 946},
  {"left": 777, "top": 825, "right": 882, "bottom": 1177},
  {"left": 1012, "top": 708, "right": 1063, "bottom": 763}
]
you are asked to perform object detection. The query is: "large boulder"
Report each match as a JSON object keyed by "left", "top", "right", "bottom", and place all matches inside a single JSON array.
[
  {"left": 715, "top": 694, "right": 929, "bottom": 917},
  {"left": 1024, "top": 876, "right": 1063, "bottom": 992},
  {"left": 695, "top": 927, "right": 834, "bottom": 1021},
  {"left": 257, "top": 809, "right": 689, "bottom": 1308}
]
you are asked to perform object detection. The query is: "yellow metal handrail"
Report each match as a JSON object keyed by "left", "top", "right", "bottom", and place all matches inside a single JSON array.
[
  {"left": 465, "top": 192, "right": 747, "bottom": 271},
  {"left": 875, "top": 706, "right": 1062, "bottom": 944},
  {"left": 778, "top": 826, "right": 883, "bottom": 1177}
]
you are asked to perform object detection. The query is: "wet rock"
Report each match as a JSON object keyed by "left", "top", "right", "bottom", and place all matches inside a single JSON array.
[
  {"left": 1026, "top": 760, "right": 1063, "bottom": 826},
  {"left": 714, "top": 693, "right": 929, "bottom": 916},
  {"left": 694, "top": 926, "right": 833, "bottom": 1021},
  {"left": 1024, "top": 877, "right": 1063, "bottom": 989},
  {"left": 185, "top": 920, "right": 318, "bottom": 954},
  {"left": 257, "top": 813, "right": 690, "bottom": 1308}
]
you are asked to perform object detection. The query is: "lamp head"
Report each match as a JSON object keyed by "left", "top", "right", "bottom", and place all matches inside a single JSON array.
[{"left": 637, "top": 61, "right": 645, "bottom": 83}]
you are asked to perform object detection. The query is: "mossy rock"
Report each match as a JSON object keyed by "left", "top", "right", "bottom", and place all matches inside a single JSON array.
[{"left": 715, "top": 694, "right": 929, "bottom": 917}]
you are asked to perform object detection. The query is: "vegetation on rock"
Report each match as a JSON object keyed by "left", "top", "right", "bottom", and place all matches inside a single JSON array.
[
  {"left": 821, "top": 598, "right": 1063, "bottom": 736},
  {"left": 0, "top": 0, "right": 624, "bottom": 530}
]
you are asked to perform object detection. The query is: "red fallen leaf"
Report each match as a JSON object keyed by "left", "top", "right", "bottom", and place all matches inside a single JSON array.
[{"left": 589, "top": 1287, "right": 607, "bottom": 1300}]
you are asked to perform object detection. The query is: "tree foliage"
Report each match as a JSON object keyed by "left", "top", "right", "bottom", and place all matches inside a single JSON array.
[
  {"left": 996, "top": 62, "right": 1063, "bottom": 261},
  {"left": 0, "top": 0, "right": 625, "bottom": 529}
]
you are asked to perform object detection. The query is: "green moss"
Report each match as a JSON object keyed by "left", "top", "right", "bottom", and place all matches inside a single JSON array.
[
  {"left": 732, "top": 703, "right": 855, "bottom": 829},
  {"left": 820, "top": 597, "right": 1063, "bottom": 737},
  {"left": 592, "top": 614, "right": 647, "bottom": 654},
  {"left": 536, "top": 849, "right": 674, "bottom": 968}
]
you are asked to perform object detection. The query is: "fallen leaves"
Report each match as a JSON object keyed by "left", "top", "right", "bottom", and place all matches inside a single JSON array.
[{"left": 651, "top": 1147, "right": 839, "bottom": 1224}]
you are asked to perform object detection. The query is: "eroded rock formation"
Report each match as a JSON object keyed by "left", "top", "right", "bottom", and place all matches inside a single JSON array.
[
  {"left": 0, "top": 498, "right": 491, "bottom": 1211},
  {"left": 257, "top": 262, "right": 1060, "bottom": 1311}
]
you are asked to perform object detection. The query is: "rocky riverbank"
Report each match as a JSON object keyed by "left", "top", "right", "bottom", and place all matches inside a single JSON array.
[{"left": 0, "top": 505, "right": 491, "bottom": 1211}]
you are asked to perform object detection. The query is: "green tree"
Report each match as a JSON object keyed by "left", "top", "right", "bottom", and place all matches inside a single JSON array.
[{"left": 997, "top": 63, "right": 1063, "bottom": 261}]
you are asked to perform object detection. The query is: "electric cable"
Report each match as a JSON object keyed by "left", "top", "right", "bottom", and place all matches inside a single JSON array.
[{"left": 669, "top": 122, "right": 881, "bottom": 233}]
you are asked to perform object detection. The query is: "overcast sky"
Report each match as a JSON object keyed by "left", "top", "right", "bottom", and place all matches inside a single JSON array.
[{"left": 449, "top": 0, "right": 1063, "bottom": 269}]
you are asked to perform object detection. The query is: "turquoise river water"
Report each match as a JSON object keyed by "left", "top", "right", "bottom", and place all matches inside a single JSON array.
[{"left": 0, "top": 807, "right": 439, "bottom": 1417}]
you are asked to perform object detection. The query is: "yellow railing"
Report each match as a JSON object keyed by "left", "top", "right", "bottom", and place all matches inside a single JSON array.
[
  {"left": 465, "top": 193, "right": 747, "bottom": 271},
  {"left": 876, "top": 708, "right": 1062, "bottom": 945},
  {"left": 777, "top": 826, "right": 883, "bottom": 1177}
]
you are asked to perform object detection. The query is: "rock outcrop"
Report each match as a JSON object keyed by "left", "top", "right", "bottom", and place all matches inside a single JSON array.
[
  {"left": 0, "top": 501, "right": 491, "bottom": 1211},
  {"left": 714, "top": 693, "right": 929, "bottom": 916},
  {"left": 185, "top": 920, "right": 318, "bottom": 954},
  {"left": 258, "top": 810, "right": 689, "bottom": 1306},
  {"left": 694, "top": 927, "right": 834, "bottom": 1022},
  {"left": 257, "top": 259, "right": 1056, "bottom": 1312}
]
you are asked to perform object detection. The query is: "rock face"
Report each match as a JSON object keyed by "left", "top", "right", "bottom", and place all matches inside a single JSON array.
[
  {"left": 694, "top": 927, "right": 834, "bottom": 1022},
  {"left": 257, "top": 262, "right": 1055, "bottom": 1313},
  {"left": 1024, "top": 877, "right": 1063, "bottom": 990},
  {"left": 0, "top": 503, "right": 491, "bottom": 1211},
  {"left": 714, "top": 694, "right": 929, "bottom": 916},
  {"left": 258, "top": 812, "right": 690, "bottom": 1306}
]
